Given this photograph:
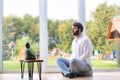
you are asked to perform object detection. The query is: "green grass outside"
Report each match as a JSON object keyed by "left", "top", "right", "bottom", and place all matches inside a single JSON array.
[
  {"left": 92, "top": 59, "right": 119, "bottom": 68},
  {"left": 3, "top": 60, "right": 39, "bottom": 70},
  {"left": 3, "top": 59, "right": 120, "bottom": 70}
]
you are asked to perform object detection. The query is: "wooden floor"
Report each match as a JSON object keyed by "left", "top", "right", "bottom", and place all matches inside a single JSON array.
[{"left": 0, "top": 72, "right": 120, "bottom": 80}]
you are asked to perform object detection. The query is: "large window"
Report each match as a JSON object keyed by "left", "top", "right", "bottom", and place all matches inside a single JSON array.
[
  {"left": 47, "top": 0, "right": 120, "bottom": 69},
  {"left": 47, "top": 0, "right": 78, "bottom": 67},
  {"left": 3, "top": 0, "right": 39, "bottom": 70},
  {"left": 1, "top": 0, "right": 120, "bottom": 71}
]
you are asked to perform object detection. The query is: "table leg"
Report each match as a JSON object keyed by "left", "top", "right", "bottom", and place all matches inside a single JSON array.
[
  {"left": 20, "top": 62, "right": 25, "bottom": 79},
  {"left": 28, "top": 62, "right": 34, "bottom": 80},
  {"left": 37, "top": 62, "right": 42, "bottom": 80}
]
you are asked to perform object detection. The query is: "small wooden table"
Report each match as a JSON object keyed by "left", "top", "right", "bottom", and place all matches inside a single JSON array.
[{"left": 19, "top": 59, "right": 43, "bottom": 80}]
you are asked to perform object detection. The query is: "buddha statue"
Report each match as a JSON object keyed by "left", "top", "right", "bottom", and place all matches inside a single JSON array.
[{"left": 25, "top": 42, "right": 36, "bottom": 60}]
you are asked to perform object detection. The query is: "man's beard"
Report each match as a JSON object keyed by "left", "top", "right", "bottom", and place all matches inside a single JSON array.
[{"left": 72, "top": 30, "right": 79, "bottom": 36}]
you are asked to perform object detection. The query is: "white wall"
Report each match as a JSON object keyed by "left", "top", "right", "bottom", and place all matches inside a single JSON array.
[{"left": 0, "top": 0, "right": 3, "bottom": 71}]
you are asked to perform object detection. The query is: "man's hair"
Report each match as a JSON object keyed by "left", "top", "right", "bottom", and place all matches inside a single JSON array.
[{"left": 73, "top": 22, "right": 83, "bottom": 32}]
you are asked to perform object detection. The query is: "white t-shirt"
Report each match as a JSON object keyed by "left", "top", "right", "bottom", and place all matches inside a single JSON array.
[{"left": 71, "top": 34, "right": 93, "bottom": 65}]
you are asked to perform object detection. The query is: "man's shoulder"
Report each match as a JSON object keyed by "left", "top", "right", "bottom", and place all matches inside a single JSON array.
[
  {"left": 82, "top": 34, "right": 89, "bottom": 40},
  {"left": 82, "top": 35, "right": 92, "bottom": 44}
]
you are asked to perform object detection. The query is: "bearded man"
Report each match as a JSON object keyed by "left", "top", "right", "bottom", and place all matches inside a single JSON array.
[{"left": 56, "top": 22, "right": 93, "bottom": 78}]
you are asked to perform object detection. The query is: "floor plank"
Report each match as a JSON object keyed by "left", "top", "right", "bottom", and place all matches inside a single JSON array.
[{"left": 0, "top": 72, "right": 120, "bottom": 80}]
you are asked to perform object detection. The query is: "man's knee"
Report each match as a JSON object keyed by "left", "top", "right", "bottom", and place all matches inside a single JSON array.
[
  {"left": 70, "top": 59, "right": 78, "bottom": 66},
  {"left": 56, "top": 57, "right": 61, "bottom": 63},
  {"left": 56, "top": 57, "right": 65, "bottom": 64}
]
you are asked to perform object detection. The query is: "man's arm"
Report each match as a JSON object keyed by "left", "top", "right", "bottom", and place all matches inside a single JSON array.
[{"left": 79, "top": 39, "right": 92, "bottom": 61}]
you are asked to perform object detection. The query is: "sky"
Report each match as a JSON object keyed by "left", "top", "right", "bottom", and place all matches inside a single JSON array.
[{"left": 3, "top": 0, "right": 120, "bottom": 21}]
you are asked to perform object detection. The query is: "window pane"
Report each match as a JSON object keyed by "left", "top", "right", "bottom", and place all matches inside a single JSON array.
[{"left": 3, "top": 0, "right": 39, "bottom": 70}]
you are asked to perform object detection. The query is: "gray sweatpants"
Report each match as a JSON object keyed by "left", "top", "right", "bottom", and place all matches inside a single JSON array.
[{"left": 57, "top": 57, "right": 93, "bottom": 76}]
